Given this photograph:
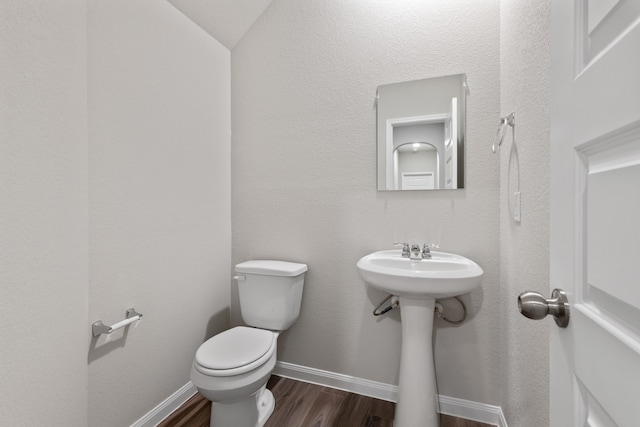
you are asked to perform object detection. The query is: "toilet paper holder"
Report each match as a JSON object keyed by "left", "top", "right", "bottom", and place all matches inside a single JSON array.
[{"left": 92, "top": 308, "right": 143, "bottom": 337}]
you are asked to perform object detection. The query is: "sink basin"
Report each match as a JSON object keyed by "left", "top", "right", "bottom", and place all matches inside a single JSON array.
[{"left": 357, "top": 250, "right": 484, "bottom": 298}]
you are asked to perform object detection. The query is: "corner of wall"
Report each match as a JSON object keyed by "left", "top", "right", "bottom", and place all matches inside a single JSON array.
[{"left": 498, "top": 0, "right": 551, "bottom": 425}]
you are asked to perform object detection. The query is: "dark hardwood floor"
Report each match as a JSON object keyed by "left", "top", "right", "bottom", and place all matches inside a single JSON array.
[{"left": 159, "top": 376, "right": 495, "bottom": 427}]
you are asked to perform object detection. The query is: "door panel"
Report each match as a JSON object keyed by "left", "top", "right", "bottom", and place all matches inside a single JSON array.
[
  {"left": 581, "top": 0, "right": 640, "bottom": 68},
  {"left": 574, "top": 309, "right": 640, "bottom": 427},
  {"left": 587, "top": 157, "right": 640, "bottom": 310},
  {"left": 550, "top": 0, "right": 640, "bottom": 426}
]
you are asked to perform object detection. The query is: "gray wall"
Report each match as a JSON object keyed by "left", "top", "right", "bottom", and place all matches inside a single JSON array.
[
  {"left": 232, "top": 0, "right": 502, "bottom": 405},
  {"left": 1, "top": 1, "right": 232, "bottom": 426},
  {"left": 87, "top": 1, "right": 231, "bottom": 425},
  {"left": 393, "top": 124, "right": 445, "bottom": 151},
  {"left": 499, "top": 0, "right": 551, "bottom": 425},
  {"left": 0, "top": 1, "right": 89, "bottom": 425}
]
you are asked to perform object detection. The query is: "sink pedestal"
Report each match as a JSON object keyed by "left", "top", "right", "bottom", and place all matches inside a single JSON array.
[
  {"left": 395, "top": 296, "right": 439, "bottom": 427},
  {"left": 356, "top": 250, "right": 484, "bottom": 427}
]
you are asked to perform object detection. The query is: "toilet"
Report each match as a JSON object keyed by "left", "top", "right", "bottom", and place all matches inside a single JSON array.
[{"left": 190, "top": 260, "right": 307, "bottom": 427}]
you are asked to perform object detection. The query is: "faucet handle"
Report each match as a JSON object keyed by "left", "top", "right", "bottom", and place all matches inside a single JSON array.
[
  {"left": 422, "top": 243, "right": 431, "bottom": 259},
  {"left": 422, "top": 243, "right": 439, "bottom": 259},
  {"left": 393, "top": 242, "right": 410, "bottom": 257}
]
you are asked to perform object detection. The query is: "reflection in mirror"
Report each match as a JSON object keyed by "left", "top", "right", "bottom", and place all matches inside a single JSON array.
[
  {"left": 394, "top": 142, "right": 439, "bottom": 190},
  {"left": 377, "top": 74, "right": 467, "bottom": 191}
]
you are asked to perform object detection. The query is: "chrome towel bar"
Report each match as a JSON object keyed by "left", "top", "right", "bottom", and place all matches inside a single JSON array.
[{"left": 92, "top": 308, "right": 143, "bottom": 337}]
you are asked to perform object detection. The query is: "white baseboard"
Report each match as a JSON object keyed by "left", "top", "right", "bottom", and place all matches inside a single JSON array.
[
  {"left": 274, "top": 361, "right": 508, "bottom": 427},
  {"left": 498, "top": 409, "right": 509, "bottom": 427},
  {"left": 132, "top": 362, "right": 508, "bottom": 427},
  {"left": 274, "top": 360, "right": 398, "bottom": 402},
  {"left": 130, "top": 381, "right": 197, "bottom": 427},
  {"left": 439, "top": 394, "right": 508, "bottom": 427}
]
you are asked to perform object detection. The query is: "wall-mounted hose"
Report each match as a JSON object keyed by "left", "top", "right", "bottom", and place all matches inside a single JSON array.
[
  {"left": 373, "top": 294, "right": 468, "bottom": 325},
  {"left": 373, "top": 294, "right": 399, "bottom": 316},
  {"left": 435, "top": 296, "right": 467, "bottom": 325}
]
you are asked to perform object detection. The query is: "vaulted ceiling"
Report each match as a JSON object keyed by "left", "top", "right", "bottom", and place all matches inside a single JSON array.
[{"left": 167, "top": 0, "right": 272, "bottom": 50}]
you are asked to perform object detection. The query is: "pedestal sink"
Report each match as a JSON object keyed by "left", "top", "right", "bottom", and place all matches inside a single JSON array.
[{"left": 357, "top": 250, "right": 483, "bottom": 427}]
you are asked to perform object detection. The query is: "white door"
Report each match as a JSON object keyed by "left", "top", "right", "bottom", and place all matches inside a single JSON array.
[
  {"left": 401, "top": 172, "right": 434, "bottom": 190},
  {"left": 550, "top": 1, "right": 640, "bottom": 426}
]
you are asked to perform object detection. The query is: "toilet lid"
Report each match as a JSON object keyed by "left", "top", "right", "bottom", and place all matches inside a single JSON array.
[
  {"left": 235, "top": 260, "right": 307, "bottom": 277},
  {"left": 195, "top": 326, "right": 275, "bottom": 370}
]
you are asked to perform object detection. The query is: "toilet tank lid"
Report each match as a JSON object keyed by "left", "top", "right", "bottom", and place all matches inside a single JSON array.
[{"left": 235, "top": 260, "right": 307, "bottom": 276}]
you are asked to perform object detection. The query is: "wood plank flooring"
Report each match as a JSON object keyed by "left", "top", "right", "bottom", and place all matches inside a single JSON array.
[{"left": 159, "top": 376, "right": 495, "bottom": 427}]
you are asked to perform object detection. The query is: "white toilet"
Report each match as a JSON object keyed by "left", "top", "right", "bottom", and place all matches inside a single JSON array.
[{"left": 190, "top": 260, "right": 307, "bottom": 427}]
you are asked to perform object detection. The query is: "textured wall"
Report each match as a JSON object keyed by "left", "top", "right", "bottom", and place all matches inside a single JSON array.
[
  {"left": 232, "top": 0, "right": 502, "bottom": 404},
  {"left": 499, "top": 0, "right": 551, "bottom": 425},
  {"left": 0, "top": 1, "right": 89, "bottom": 425},
  {"left": 87, "top": 1, "right": 231, "bottom": 425}
]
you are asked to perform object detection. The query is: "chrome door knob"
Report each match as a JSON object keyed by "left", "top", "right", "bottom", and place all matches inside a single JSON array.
[{"left": 518, "top": 288, "right": 570, "bottom": 328}]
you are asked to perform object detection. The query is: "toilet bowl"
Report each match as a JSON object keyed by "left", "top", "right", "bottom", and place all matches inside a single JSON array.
[
  {"left": 190, "top": 260, "right": 307, "bottom": 427},
  {"left": 190, "top": 327, "right": 279, "bottom": 426}
]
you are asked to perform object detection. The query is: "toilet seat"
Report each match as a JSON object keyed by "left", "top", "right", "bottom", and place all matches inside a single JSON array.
[{"left": 194, "top": 326, "right": 276, "bottom": 377}]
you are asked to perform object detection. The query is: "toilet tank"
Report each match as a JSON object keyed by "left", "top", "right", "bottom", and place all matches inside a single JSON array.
[{"left": 235, "top": 260, "right": 308, "bottom": 331}]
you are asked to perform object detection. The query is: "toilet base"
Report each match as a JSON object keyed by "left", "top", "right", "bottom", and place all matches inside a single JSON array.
[{"left": 210, "top": 384, "right": 275, "bottom": 427}]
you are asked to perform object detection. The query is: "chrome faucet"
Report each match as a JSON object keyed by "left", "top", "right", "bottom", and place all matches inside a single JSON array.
[
  {"left": 395, "top": 242, "right": 439, "bottom": 260},
  {"left": 410, "top": 244, "right": 422, "bottom": 260}
]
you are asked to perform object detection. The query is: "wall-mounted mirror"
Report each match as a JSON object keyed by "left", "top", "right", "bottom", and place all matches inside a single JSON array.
[{"left": 377, "top": 74, "right": 467, "bottom": 191}]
